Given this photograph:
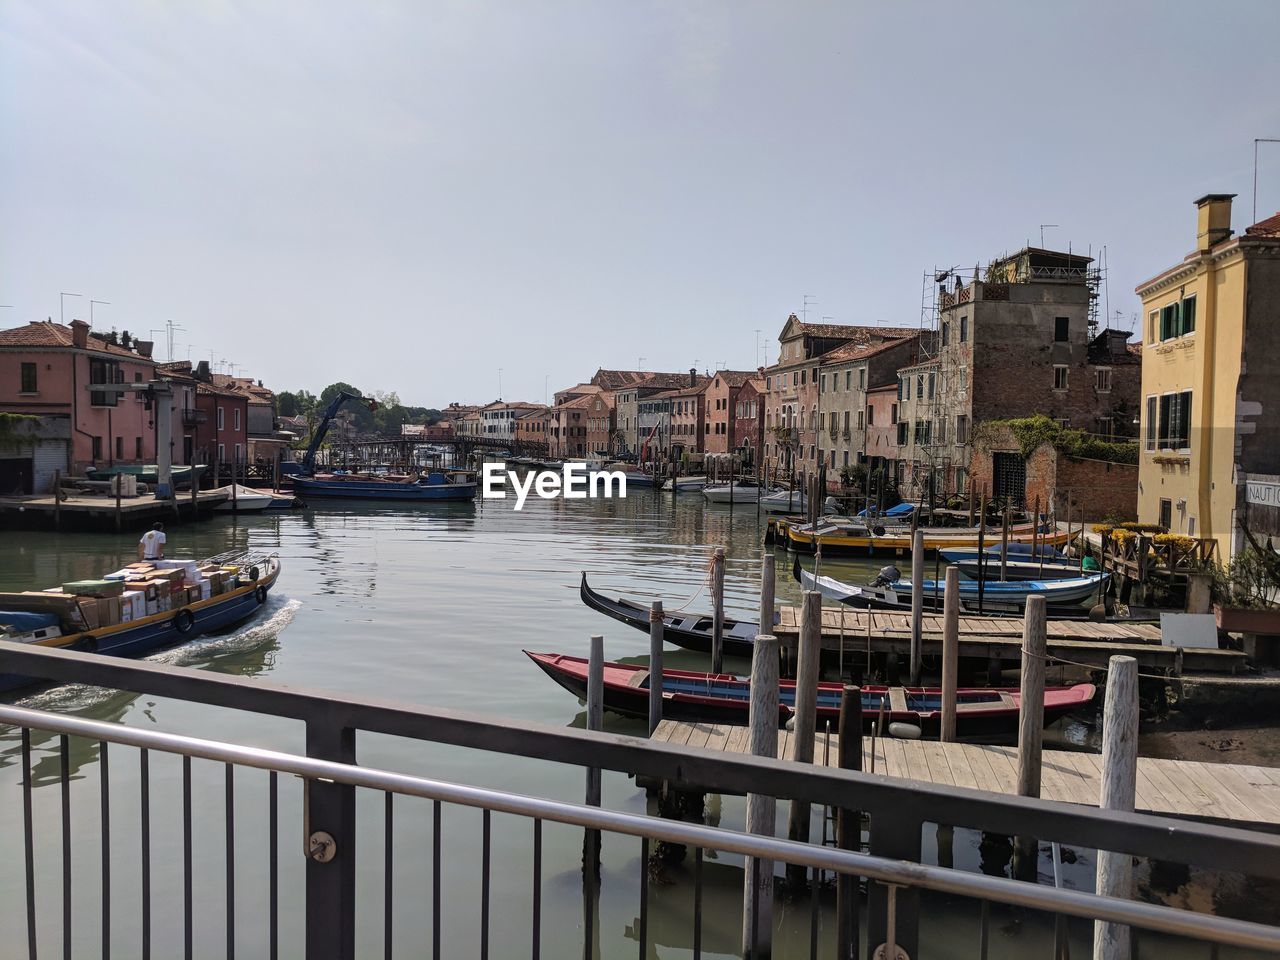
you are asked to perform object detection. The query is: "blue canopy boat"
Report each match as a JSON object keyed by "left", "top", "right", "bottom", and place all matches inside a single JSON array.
[
  {"left": 794, "top": 558, "right": 1108, "bottom": 615},
  {"left": 292, "top": 470, "right": 477, "bottom": 501},
  {"left": 0, "top": 551, "right": 281, "bottom": 693}
]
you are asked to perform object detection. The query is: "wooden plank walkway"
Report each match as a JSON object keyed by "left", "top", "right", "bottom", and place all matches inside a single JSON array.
[
  {"left": 772, "top": 606, "right": 1246, "bottom": 673},
  {"left": 651, "top": 719, "right": 1280, "bottom": 826}
]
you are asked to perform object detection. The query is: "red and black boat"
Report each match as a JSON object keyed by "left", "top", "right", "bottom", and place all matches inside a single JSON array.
[{"left": 526, "top": 651, "right": 1095, "bottom": 738}]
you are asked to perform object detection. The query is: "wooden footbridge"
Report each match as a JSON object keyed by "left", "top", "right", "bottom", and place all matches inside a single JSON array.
[
  {"left": 772, "top": 605, "right": 1248, "bottom": 674},
  {"left": 651, "top": 719, "right": 1280, "bottom": 827}
]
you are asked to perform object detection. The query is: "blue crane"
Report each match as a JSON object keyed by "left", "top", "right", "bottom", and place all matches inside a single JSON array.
[{"left": 300, "top": 391, "right": 379, "bottom": 475}]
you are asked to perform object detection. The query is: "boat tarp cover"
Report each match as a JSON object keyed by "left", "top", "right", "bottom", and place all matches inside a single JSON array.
[
  {"left": 858, "top": 502, "right": 914, "bottom": 518},
  {"left": 0, "top": 610, "right": 58, "bottom": 633}
]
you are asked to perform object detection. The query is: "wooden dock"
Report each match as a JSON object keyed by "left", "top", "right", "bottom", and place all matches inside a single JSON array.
[
  {"left": 772, "top": 605, "right": 1247, "bottom": 673},
  {"left": 0, "top": 490, "right": 231, "bottom": 530},
  {"left": 651, "top": 719, "right": 1280, "bottom": 826}
]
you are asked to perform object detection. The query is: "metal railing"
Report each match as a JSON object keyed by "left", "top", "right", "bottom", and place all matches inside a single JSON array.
[{"left": 2, "top": 642, "right": 1280, "bottom": 960}]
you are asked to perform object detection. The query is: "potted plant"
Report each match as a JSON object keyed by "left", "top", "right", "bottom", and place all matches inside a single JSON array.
[{"left": 1212, "top": 545, "right": 1280, "bottom": 634}]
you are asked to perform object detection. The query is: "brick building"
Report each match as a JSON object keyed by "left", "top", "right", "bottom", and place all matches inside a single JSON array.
[
  {"left": 584, "top": 392, "right": 616, "bottom": 458},
  {"left": 703, "top": 369, "right": 762, "bottom": 461},
  {"left": 865, "top": 382, "right": 902, "bottom": 481},
  {"left": 653, "top": 381, "right": 708, "bottom": 459},
  {"left": 732, "top": 377, "right": 766, "bottom": 469},
  {"left": 615, "top": 371, "right": 699, "bottom": 456}
]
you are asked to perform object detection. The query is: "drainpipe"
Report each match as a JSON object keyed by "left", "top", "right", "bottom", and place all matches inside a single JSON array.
[{"left": 1196, "top": 257, "right": 1218, "bottom": 552}]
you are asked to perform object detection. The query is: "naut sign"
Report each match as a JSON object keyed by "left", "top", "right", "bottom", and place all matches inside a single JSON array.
[{"left": 482, "top": 463, "right": 626, "bottom": 510}]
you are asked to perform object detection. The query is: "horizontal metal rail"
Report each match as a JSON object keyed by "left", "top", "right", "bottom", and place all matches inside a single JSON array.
[
  {"left": 2, "top": 703, "right": 1278, "bottom": 954},
  {"left": 3, "top": 641, "right": 1279, "bottom": 881}
]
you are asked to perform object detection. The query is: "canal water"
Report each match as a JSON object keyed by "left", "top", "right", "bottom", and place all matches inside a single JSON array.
[{"left": 0, "top": 490, "right": 1269, "bottom": 957}]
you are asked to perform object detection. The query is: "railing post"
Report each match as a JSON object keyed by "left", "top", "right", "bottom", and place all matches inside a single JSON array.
[
  {"left": 304, "top": 719, "right": 356, "bottom": 960},
  {"left": 836, "top": 685, "right": 862, "bottom": 960},
  {"left": 867, "top": 809, "right": 921, "bottom": 960}
]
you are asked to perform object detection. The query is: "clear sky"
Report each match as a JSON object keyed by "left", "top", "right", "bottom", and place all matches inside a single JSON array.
[{"left": 3, "top": 1, "right": 1278, "bottom": 408}]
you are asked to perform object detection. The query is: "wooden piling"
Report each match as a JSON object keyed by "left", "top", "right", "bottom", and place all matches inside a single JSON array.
[
  {"left": 1094, "top": 655, "right": 1138, "bottom": 960},
  {"left": 909, "top": 528, "right": 924, "bottom": 684},
  {"left": 1000, "top": 501, "right": 1010, "bottom": 581},
  {"left": 585, "top": 635, "right": 604, "bottom": 808},
  {"left": 1014, "top": 594, "right": 1048, "bottom": 877},
  {"left": 836, "top": 685, "right": 863, "bottom": 960},
  {"left": 976, "top": 490, "right": 987, "bottom": 615},
  {"left": 786, "top": 591, "right": 822, "bottom": 886},
  {"left": 711, "top": 547, "right": 726, "bottom": 674},
  {"left": 940, "top": 567, "right": 960, "bottom": 743},
  {"left": 759, "top": 553, "right": 776, "bottom": 635},
  {"left": 114, "top": 475, "right": 122, "bottom": 532},
  {"left": 742, "top": 634, "right": 780, "bottom": 958},
  {"left": 53, "top": 470, "right": 61, "bottom": 530},
  {"left": 648, "top": 602, "right": 664, "bottom": 735}
]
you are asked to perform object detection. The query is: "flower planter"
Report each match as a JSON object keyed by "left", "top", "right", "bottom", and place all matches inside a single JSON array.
[{"left": 1214, "top": 604, "right": 1280, "bottom": 636}]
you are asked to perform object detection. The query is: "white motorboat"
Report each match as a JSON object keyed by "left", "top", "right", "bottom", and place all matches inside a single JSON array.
[
  {"left": 212, "top": 484, "right": 285, "bottom": 513},
  {"left": 661, "top": 475, "right": 708, "bottom": 491},
  {"left": 702, "top": 479, "right": 766, "bottom": 504},
  {"left": 759, "top": 489, "right": 813, "bottom": 514}
]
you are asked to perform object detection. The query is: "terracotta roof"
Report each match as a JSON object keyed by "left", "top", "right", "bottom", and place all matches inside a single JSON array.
[
  {"left": 556, "top": 393, "right": 596, "bottom": 411},
  {"left": 633, "top": 372, "right": 702, "bottom": 390},
  {"left": 710, "top": 370, "right": 759, "bottom": 388},
  {"left": 791, "top": 320, "right": 919, "bottom": 341},
  {"left": 591, "top": 369, "right": 650, "bottom": 390},
  {"left": 0, "top": 320, "right": 156, "bottom": 361},
  {"left": 1246, "top": 211, "right": 1280, "bottom": 238},
  {"left": 652, "top": 382, "right": 708, "bottom": 400},
  {"left": 818, "top": 335, "right": 918, "bottom": 365}
]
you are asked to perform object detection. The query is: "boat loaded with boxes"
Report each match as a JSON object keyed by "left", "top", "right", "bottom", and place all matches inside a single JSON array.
[{"left": 0, "top": 550, "right": 281, "bottom": 693}]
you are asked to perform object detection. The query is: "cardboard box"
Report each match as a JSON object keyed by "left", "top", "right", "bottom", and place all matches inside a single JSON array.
[
  {"left": 97, "top": 596, "right": 122, "bottom": 627},
  {"left": 198, "top": 581, "right": 212, "bottom": 601},
  {"left": 62, "top": 579, "right": 126, "bottom": 598},
  {"left": 145, "top": 599, "right": 158, "bottom": 617},
  {"left": 77, "top": 599, "right": 100, "bottom": 631},
  {"left": 152, "top": 569, "right": 184, "bottom": 585},
  {"left": 122, "top": 590, "right": 147, "bottom": 621}
]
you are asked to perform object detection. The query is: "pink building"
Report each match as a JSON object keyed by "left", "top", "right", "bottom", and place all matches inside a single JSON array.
[{"left": 0, "top": 320, "right": 160, "bottom": 471}]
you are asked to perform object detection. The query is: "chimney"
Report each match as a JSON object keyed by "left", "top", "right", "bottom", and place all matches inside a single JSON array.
[
  {"left": 70, "top": 319, "right": 90, "bottom": 349},
  {"left": 135, "top": 340, "right": 154, "bottom": 358},
  {"left": 195, "top": 360, "right": 212, "bottom": 382},
  {"left": 1195, "top": 193, "right": 1235, "bottom": 252}
]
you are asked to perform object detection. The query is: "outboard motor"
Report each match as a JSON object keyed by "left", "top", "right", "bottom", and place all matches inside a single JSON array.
[
  {"left": 871, "top": 564, "right": 901, "bottom": 587},
  {"left": 822, "top": 496, "right": 841, "bottom": 515}
]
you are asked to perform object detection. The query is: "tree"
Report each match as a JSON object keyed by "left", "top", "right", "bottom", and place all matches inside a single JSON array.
[{"left": 277, "top": 389, "right": 317, "bottom": 418}]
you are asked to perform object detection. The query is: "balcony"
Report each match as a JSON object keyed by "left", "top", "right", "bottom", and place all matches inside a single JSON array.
[{"left": 182, "top": 407, "right": 207, "bottom": 427}]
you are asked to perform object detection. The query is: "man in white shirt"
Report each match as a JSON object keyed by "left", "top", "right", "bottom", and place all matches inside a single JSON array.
[{"left": 138, "top": 523, "right": 167, "bottom": 561}]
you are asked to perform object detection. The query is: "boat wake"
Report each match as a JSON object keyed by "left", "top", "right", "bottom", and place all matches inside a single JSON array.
[{"left": 11, "top": 596, "right": 302, "bottom": 713}]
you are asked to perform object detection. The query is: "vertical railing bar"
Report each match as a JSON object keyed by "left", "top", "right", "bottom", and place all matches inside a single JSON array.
[
  {"left": 979, "top": 897, "right": 990, "bottom": 960},
  {"left": 432, "top": 799, "right": 441, "bottom": 960},
  {"left": 61, "top": 732, "right": 71, "bottom": 960},
  {"left": 184, "top": 754, "right": 193, "bottom": 960},
  {"left": 226, "top": 763, "right": 235, "bottom": 960},
  {"left": 269, "top": 771, "right": 278, "bottom": 960},
  {"left": 638, "top": 836, "right": 649, "bottom": 959},
  {"left": 384, "top": 792, "right": 394, "bottom": 960},
  {"left": 532, "top": 818, "right": 542, "bottom": 960},
  {"left": 750, "top": 855, "right": 761, "bottom": 959},
  {"left": 810, "top": 864, "right": 820, "bottom": 960},
  {"left": 22, "top": 728, "right": 37, "bottom": 960},
  {"left": 101, "top": 740, "right": 112, "bottom": 960},
  {"left": 481, "top": 808, "right": 491, "bottom": 960},
  {"left": 693, "top": 845, "right": 703, "bottom": 960},
  {"left": 141, "top": 748, "right": 151, "bottom": 960}
]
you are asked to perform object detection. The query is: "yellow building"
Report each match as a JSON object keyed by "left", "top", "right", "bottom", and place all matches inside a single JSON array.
[{"left": 1135, "top": 194, "right": 1280, "bottom": 564}]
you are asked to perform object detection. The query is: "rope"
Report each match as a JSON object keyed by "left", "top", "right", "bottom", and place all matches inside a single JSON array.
[
  {"left": 668, "top": 554, "right": 716, "bottom": 613},
  {"left": 1017, "top": 645, "right": 1184, "bottom": 682}
]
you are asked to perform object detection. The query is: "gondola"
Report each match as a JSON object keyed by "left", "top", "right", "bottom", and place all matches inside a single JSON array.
[
  {"left": 526, "top": 651, "right": 1096, "bottom": 737},
  {"left": 793, "top": 558, "right": 1108, "bottom": 615},
  {"left": 579, "top": 572, "right": 766, "bottom": 659}
]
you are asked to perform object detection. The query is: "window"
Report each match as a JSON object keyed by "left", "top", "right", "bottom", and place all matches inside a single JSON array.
[
  {"left": 956, "top": 415, "right": 969, "bottom": 444},
  {"left": 936, "top": 417, "right": 946, "bottom": 443},
  {"left": 1096, "top": 417, "right": 1114, "bottom": 440},
  {"left": 234, "top": 408, "right": 241, "bottom": 431},
  {"left": 916, "top": 375, "right": 924, "bottom": 399},
  {"left": 1054, "top": 316, "right": 1070, "bottom": 342},
  {"left": 1158, "top": 390, "right": 1193, "bottom": 449},
  {"left": 218, "top": 443, "right": 225, "bottom": 461},
  {"left": 890, "top": 403, "right": 898, "bottom": 424},
  {"left": 858, "top": 368, "right": 865, "bottom": 390},
  {"left": 135, "top": 437, "right": 143, "bottom": 458},
  {"left": 115, "top": 437, "right": 123, "bottom": 459},
  {"left": 1159, "top": 498, "right": 1172, "bottom": 531},
  {"left": 1158, "top": 296, "right": 1197, "bottom": 341},
  {"left": 927, "top": 372, "right": 935, "bottom": 399},
  {"left": 958, "top": 367, "right": 967, "bottom": 393},
  {"left": 766, "top": 376, "right": 771, "bottom": 390},
  {"left": 960, "top": 316, "right": 968, "bottom": 342},
  {"left": 897, "top": 422, "right": 909, "bottom": 445},
  {"left": 1057, "top": 418, "right": 1070, "bottom": 429},
  {"left": 845, "top": 370, "right": 851, "bottom": 390},
  {"left": 898, "top": 377, "right": 906, "bottom": 401},
  {"left": 1095, "top": 368, "right": 1112, "bottom": 393},
  {"left": 92, "top": 436, "right": 102, "bottom": 459},
  {"left": 89, "top": 358, "right": 120, "bottom": 407},
  {"left": 217, "top": 407, "right": 225, "bottom": 430},
  {"left": 792, "top": 372, "right": 798, "bottom": 386},
  {"left": 941, "top": 321, "right": 950, "bottom": 346},
  {"left": 1053, "top": 365, "right": 1069, "bottom": 390},
  {"left": 1149, "top": 310, "right": 1159, "bottom": 344},
  {"left": 820, "top": 374, "right": 826, "bottom": 393},
  {"left": 867, "top": 405, "right": 874, "bottom": 426},
  {"left": 842, "top": 410, "right": 849, "bottom": 429},
  {"left": 857, "top": 410, "right": 864, "bottom": 430},
  {"left": 843, "top": 451, "right": 849, "bottom": 467},
  {"left": 19, "top": 362, "right": 37, "bottom": 393},
  {"left": 1145, "top": 396, "right": 1157, "bottom": 450}
]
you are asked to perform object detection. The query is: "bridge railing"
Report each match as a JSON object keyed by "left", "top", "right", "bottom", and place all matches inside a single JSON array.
[{"left": 2, "top": 642, "right": 1278, "bottom": 959}]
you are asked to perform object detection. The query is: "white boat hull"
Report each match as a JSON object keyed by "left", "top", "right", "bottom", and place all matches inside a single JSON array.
[
  {"left": 703, "top": 484, "right": 763, "bottom": 504},
  {"left": 212, "top": 485, "right": 278, "bottom": 513}
]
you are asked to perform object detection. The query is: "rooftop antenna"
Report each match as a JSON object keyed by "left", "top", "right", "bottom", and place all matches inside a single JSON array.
[
  {"left": 754, "top": 328, "right": 762, "bottom": 367},
  {"left": 90, "top": 299, "right": 110, "bottom": 325},
  {"left": 638, "top": 356, "right": 646, "bottom": 371},
  {"left": 802, "top": 294, "right": 817, "bottom": 322},
  {"left": 1255, "top": 138, "right": 1280, "bottom": 223},
  {"left": 150, "top": 320, "right": 185, "bottom": 362},
  {"left": 498, "top": 367, "right": 503, "bottom": 401},
  {"left": 1039, "top": 224, "right": 1058, "bottom": 248},
  {"left": 60, "top": 292, "right": 82, "bottom": 324}
]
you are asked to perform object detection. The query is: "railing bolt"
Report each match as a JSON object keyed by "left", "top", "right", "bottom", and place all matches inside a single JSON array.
[{"left": 308, "top": 831, "right": 337, "bottom": 863}]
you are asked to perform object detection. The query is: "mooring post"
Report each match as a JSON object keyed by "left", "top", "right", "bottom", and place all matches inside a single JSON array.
[
  {"left": 114, "top": 475, "right": 122, "bottom": 532},
  {"left": 585, "top": 635, "right": 604, "bottom": 807},
  {"left": 742, "top": 634, "right": 779, "bottom": 958},
  {"left": 976, "top": 490, "right": 987, "bottom": 615},
  {"left": 836, "top": 685, "right": 863, "bottom": 960},
  {"left": 785, "top": 591, "right": 822, "bottom": 887},
  {"left": 648, "top": 602, "right": 664, "bottom": 735},
  {"left": 940, "top": 566, "right": 961, "bottom": 743},
  {"left": 711, "top": 546, "right": 726, "bottom": 674},
  {"left": 1000, "top": 501, "right": 1010, "bottom": 581},
  {"left": 53, "top": 469, "right": 61, "bottom": 529},
  {"left": 190, "top": 465, "right": 199, "bottom": 516},
  {"left": 1014, "top": 594, "right": 1047, "bottom": 878},
  {"left": 909, "top": 528, "right": 924, "bottom": 684},
  {"left": 1094, "top": 655, "right": 1138, "bottom": 960},
  {"left": 759, "top": 553, "right": 776, "bottom": 636}
]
